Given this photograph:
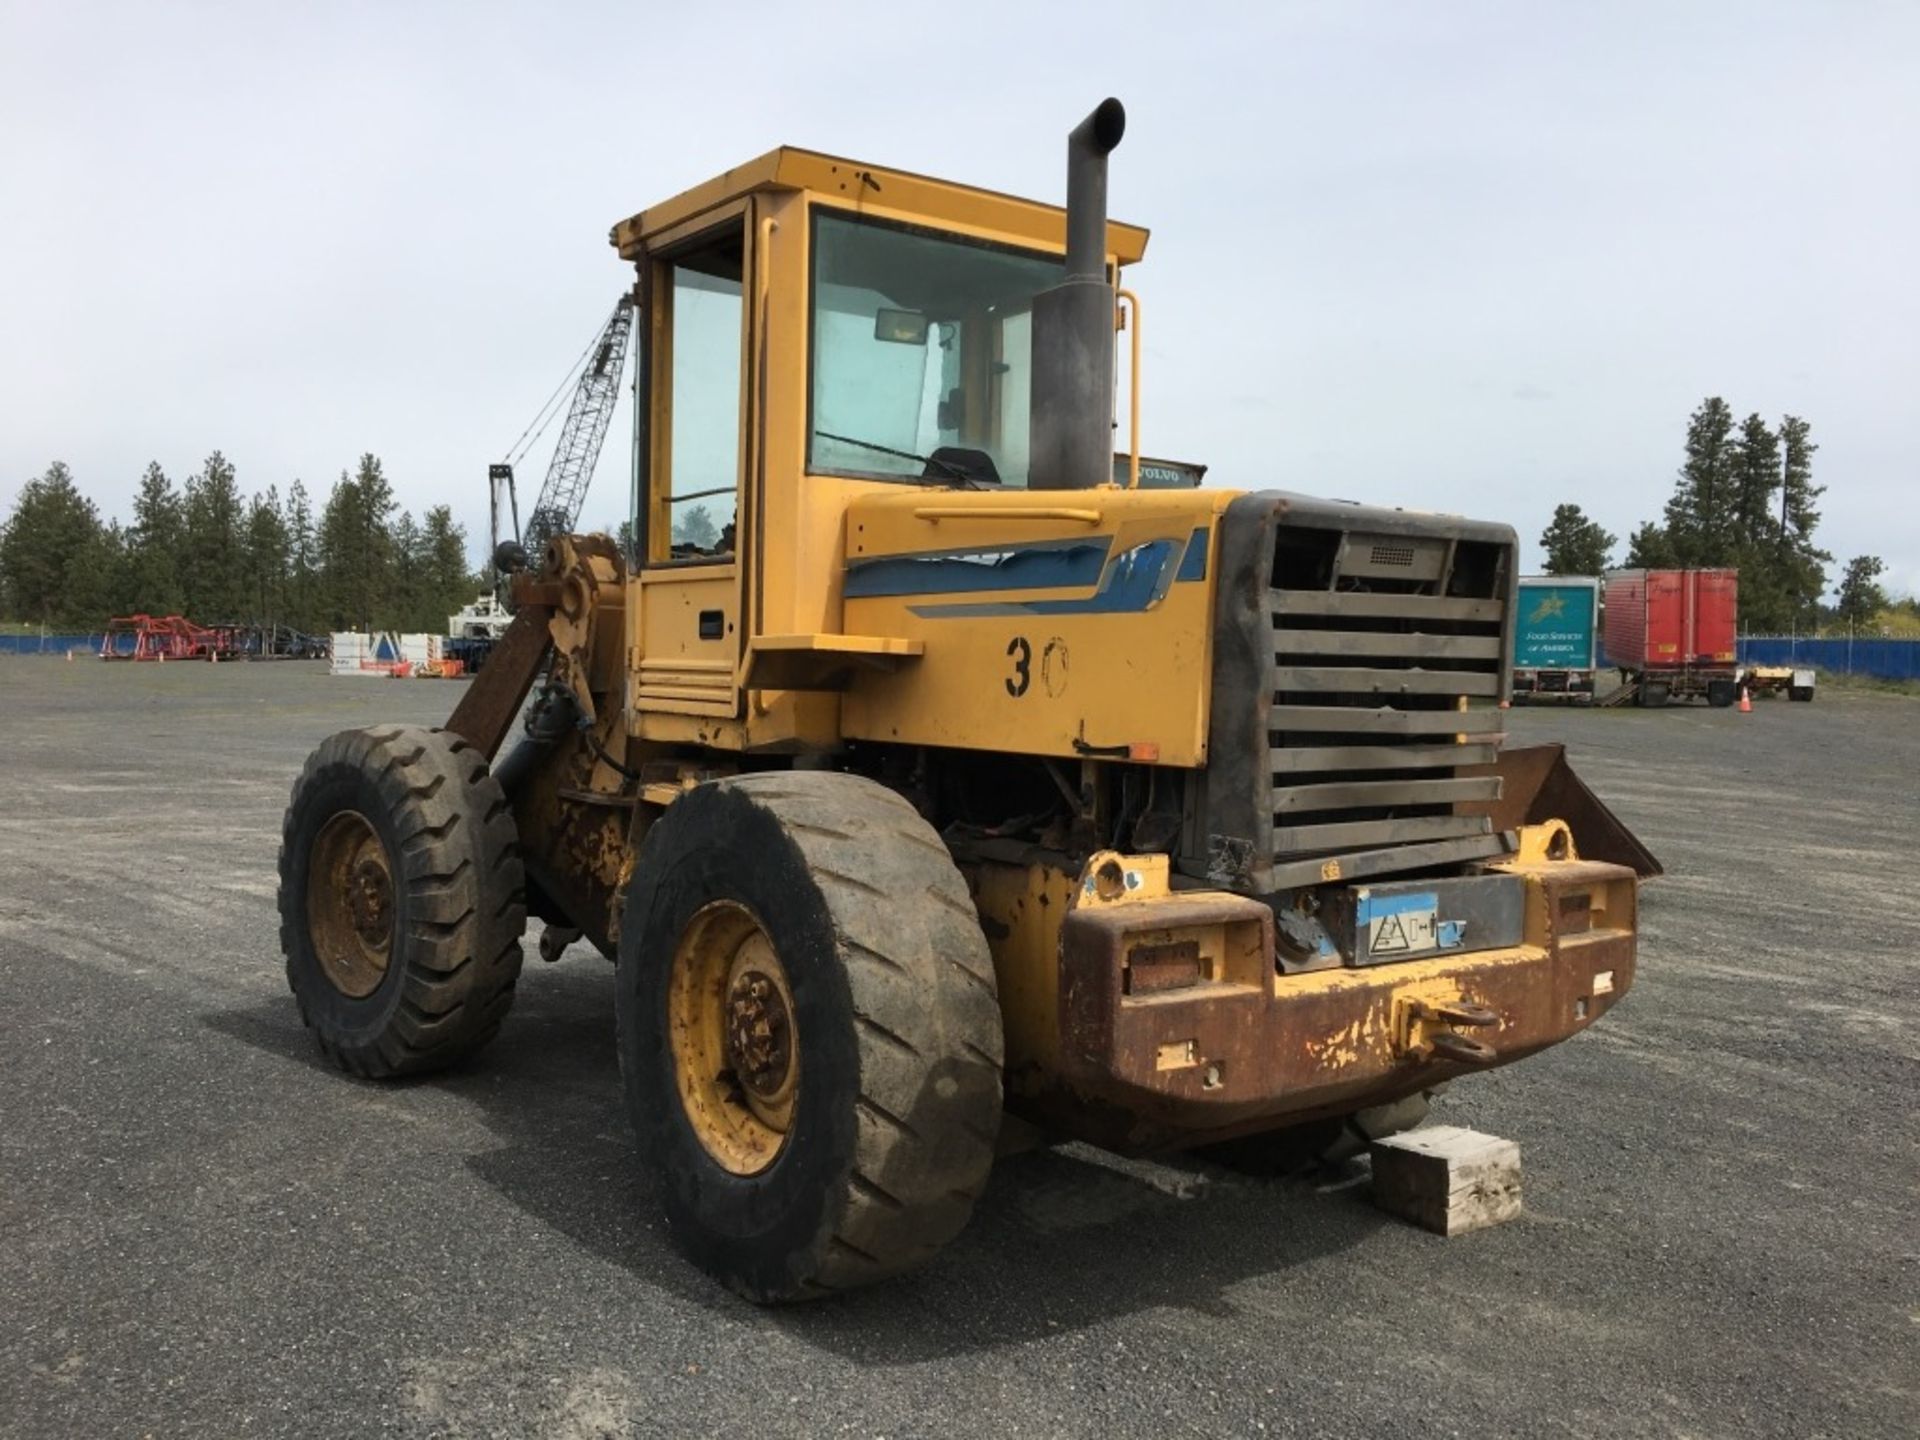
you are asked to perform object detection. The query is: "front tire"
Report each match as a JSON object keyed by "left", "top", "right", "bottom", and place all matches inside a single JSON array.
[
  {"left": 617, "top": 771, "right": 1003, "bottom": 1302},
  {"left": 277, "top": 726, "right": 526, "bottom": 1076}
]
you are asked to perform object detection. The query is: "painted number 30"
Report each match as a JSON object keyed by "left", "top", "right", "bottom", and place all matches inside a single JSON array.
[{"left": 1005, "top": 636, "right": 1032, "bottom": 697}]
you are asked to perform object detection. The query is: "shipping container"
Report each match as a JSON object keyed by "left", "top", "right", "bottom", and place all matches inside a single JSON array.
[
  {"left": 1602, "top": 568, "right": 1739, "bottom": 706},
  {"left": 1510, "top": 576, "right": 1599, "bottom": 703}
]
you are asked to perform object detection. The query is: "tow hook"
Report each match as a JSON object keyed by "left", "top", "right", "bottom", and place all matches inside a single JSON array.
[
  {"left": 1403, "top": 998, "right": 1501, "bottom": 1066},
  {"left": 538, "top": 925, "right": 583, "bottom": 963}
]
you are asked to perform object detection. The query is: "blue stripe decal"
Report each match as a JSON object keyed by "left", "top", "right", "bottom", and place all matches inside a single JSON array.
[
  {"left": 911, "top": 538, "right": 1180, "bottom": 618},
  {"left": 847, "top": 524, "right": 1212, "bottom": 618},
  {"left": 845, "top": 538, "right": 1111, "bottom": 599}
]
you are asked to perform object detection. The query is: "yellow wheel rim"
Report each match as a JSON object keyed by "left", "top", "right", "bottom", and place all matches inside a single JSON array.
[
  {"left": 667, "top": 900, "right": 799, "bottom": 1176},
  {"left": 306, "top": 810, "right": 394, "bottom": 999}
]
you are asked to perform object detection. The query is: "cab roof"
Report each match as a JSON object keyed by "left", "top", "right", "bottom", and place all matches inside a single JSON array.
[{"left": 609, "top": 146, "right": 1150, "bottom": 264}]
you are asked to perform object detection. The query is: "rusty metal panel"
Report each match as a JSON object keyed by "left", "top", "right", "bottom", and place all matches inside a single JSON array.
[
  {"left": 1278, "top": 630, "right": 1504, "bottom": 661},
  {"left": 1268, "top": 704, "right": 1506, "bottom": 736},
  {"left": 1273, "top": 591, "right": 1506, "bottom": 623},
  {"left": 1272, "top": 775, "right": 1502, "bottom": 813},
  {"left": 1269, "top": 741, "right": 1502, "bottom": 774},
  {"left": 1265, "top": 834, "right": 1510, "bottom": 890},
  {"left": 1461, "top": 743, "right": 1664, "bottom": 878},
  {"left": 444, "top": 605, "right": 554, "bottom": 760},
  {"left": 1040, "top": 864, "right": 1635, "bottom": 1153},
  {"left": 1273, "top": 813, "right": 1492, "bottom": 852},
  {"left": 1272, "top": 666, "right": 1504, "bottom": 697}
]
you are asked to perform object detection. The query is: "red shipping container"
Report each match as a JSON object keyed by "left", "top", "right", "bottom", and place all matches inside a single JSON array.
[{"left": 1603, "top": 568, "right": 1738, "bottom": 673}]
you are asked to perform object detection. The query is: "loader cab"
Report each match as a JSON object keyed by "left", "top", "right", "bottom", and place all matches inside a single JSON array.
[{"left": 611, "top": 150, "right": 1149, "bottom": 740}]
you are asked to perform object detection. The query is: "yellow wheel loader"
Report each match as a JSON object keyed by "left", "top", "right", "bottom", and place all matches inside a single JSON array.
[{"left": 278, "top": 100, "right": 1657, "bottom": 1302}]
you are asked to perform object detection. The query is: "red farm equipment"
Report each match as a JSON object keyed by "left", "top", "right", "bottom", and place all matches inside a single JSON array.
[{"left": 100, "top": 614, "right": 230, "bottom": 662}]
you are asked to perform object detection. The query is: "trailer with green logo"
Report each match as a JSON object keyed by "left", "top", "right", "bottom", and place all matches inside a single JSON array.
[{"left": 1511, "top": 576, "right": 1600, "bottom": 704}]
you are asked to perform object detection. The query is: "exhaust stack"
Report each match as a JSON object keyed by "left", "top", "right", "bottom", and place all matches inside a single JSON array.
[{"left": 1030, "top": 98, "right": 1126, "bottom": 492}]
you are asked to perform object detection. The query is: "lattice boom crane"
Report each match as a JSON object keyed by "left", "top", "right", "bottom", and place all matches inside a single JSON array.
[{"left": 491, "top": 294, "right": 635, "bottom": 573}]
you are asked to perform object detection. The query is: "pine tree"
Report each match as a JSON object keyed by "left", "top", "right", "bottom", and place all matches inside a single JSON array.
[
  {"left": 316, "top": 455, "right": 398, "bottom": 629},
  {"left": 0, "top": 462, "right": 108, "bottom": 626},
  {"left": 1639, "top": 404, "right": 1831, "bottom": 632},
  {"left": 1728, "top": 414, "right": 1781, "bottom": 550},
  {"left": 243, "top": 487, "right": 291, "bottom": 623},
  {"left": 391, "top": 511, "right": 423, "bottom": 631},
  {"left": 70, "top": 520, "right": 131, "bottom": 624},
  {"left": 127, "top": 461, "right": 185, "bottom": 614},
  {"left": 1538, "top": 503, "right": 1616, "bottom": 576},
  {"left": 1664, "top": 397, "right": 1737, "bottom": 565},
  {"left": 181, "top": 450, "right": 246, "bottom": 619},
  {"left": 1834, "top": 556, "right": 1887, "bottom": 627},
  {"left": 355, "top": 454, "right": 397, "bottom": 624},
  {"left": 1770, "top": 416, "right": 1830, "bottom": 631},
  {"left": 1624, "top": 522, "right": 1677, "bottom": 569},
  {"left": 673, "top": 504, "right": 718, "bottom": 551},
  {"left": 419, "top": 505, "right": 474, "bottom": 630},
  {"left": 284, "top": 479, "right": 317, "bottom": 632},
  {"left": 317, "top": 469, "right": 366, "bottom": 629},
  {"left": 1778, "top": 416, "right": 1821, "bottom": 539},
  {"left": 1723, "top": 414, "right": 1789, "bottom": 629}
]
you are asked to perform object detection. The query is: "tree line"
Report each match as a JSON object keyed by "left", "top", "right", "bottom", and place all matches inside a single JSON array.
[
  {"left": 1537, "top": 398, "right": 1895, "bottom": 631},
  {"left": 0, "top": 454, "right": 484, "bottom": 634}
]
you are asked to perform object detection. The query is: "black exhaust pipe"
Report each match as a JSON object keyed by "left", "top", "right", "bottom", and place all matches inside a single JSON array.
[{"left": 1030, "top": 98, "right": 1126, "bottom": 492}]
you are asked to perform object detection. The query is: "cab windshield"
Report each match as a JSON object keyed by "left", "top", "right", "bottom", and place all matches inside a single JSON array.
[{"left": 808, "top": 210, "right": 1062, "bottom": 488}]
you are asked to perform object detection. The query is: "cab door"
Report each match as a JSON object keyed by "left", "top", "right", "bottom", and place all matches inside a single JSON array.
[{"left": 631, "top": 207, "right": 754, "bottom": 718}]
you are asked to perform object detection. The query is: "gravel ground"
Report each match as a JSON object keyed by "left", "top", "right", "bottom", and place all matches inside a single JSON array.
[{"left": 1, "top": 660, "right": 1914, "bottom": 1439}]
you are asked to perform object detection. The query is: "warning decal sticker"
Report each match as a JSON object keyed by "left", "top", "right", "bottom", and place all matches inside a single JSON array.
[{"left": 1365, "top": 892, "right": 1439, "bottom": 957}]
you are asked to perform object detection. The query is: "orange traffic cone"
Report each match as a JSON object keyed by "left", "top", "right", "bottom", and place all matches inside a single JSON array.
[{"left": 1738, "top": 686, "right": 1752, "bottom": 713}]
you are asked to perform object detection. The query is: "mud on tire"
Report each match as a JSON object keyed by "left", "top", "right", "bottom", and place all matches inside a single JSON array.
[
  {"left": 278, "top": 725, "right": 526, "bottom": 1077},
  {"left": 617, "top": 771, "right": 1004, "bottom": 1303}
]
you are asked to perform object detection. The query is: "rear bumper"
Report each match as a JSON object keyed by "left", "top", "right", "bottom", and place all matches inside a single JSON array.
[
  {"left": 1511, "top": 668, "right": 1596, "bottom": 697},
  {"left": 1051, "top": 859, "right": 1636, "bottom": 1149}
]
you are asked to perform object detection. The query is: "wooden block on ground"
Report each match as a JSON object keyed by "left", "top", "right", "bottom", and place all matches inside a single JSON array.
[{"left": 1369, "top": 1125, "right": 1521, "bottom": 1236}]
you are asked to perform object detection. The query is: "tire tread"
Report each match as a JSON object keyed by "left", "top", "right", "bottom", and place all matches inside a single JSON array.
[{"left": 277, "top": 725, "right": 525, "bottom": 1078}]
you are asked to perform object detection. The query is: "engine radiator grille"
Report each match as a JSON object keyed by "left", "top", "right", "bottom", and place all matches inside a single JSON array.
[
  {"left": 1266, "top": 522, "right": 1511, "bottom": 885},
  {"left": 1186, "top": 495, "right": 1518, "bottom": 895}
]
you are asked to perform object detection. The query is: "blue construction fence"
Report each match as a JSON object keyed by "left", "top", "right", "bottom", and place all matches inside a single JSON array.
[
  {"left": 1737, "top": 636, "right": 1920, "bottom": 681},
  {"left": 0, "top": 631, "right": 117, "bottom": 656}
]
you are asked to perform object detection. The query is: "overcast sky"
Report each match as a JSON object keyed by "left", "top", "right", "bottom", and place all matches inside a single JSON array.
[{"left": 4, "top": 1, "right": 1915, "bottom": 594}]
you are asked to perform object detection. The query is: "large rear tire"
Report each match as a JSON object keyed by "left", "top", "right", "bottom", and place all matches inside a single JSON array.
[
  {"left": 277, "top": 726, "right": 526, "bottom": 1076},
  {"left": 617, "top": 771, "right": 1003, "bottom": 1302}
]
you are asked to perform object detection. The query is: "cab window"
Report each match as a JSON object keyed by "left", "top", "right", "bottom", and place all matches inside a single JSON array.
[
  {"left": 808, "top": 211, "right": 1061, "bottom": 489},
  {"left": 655, "top": 230, "right": 744, "bottom": 560}
]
